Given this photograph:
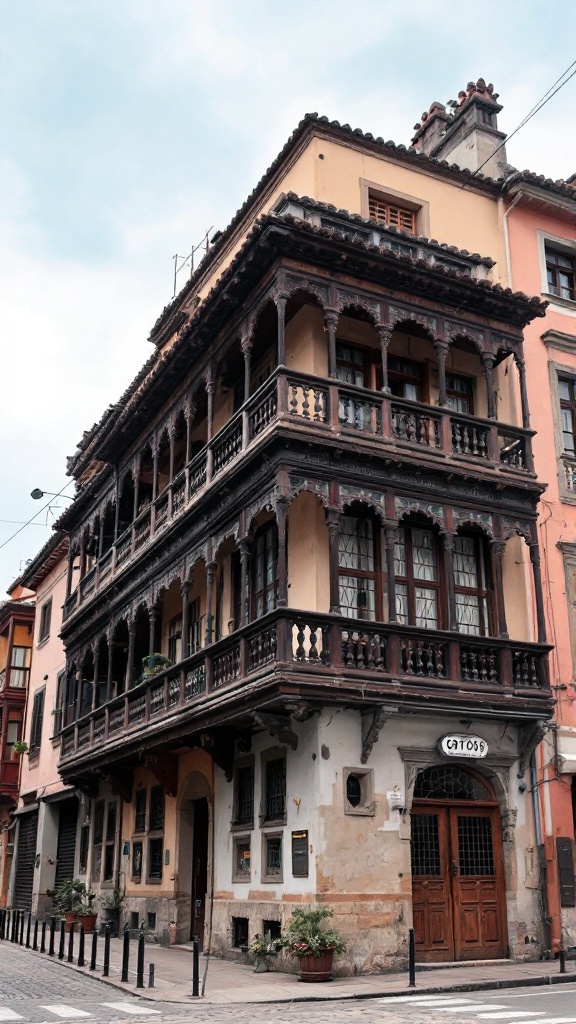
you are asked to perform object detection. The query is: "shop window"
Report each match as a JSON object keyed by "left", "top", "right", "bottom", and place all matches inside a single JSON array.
[
  {"left": 232, "top": 759, "right": 254, "bottom": 828},
  {"left": 344, "top": 768, "right": 375, "bottom": 815},
  {"left": 38, "top": 599, "right": 52, "bottom": 643},
  {"left": 262, "top": 833, "right": 283, "bottom": 882},
  {"left": 232, "top": 835, "right": 251, "bottom": 882},
  {"left": 261, "top": 751, "right": 286, "bottom": 825}
]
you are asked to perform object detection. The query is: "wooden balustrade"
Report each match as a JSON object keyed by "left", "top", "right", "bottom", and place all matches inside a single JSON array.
[
  {"left": 62, "top": 370, "right": 535, "bottom": 622},
  {"left": 59, "top": 610, "right": 550, "bottom": 761}
]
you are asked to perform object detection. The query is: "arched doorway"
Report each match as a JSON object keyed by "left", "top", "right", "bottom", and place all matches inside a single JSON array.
[{"left": 411, "top": 765, "right": 507, "bottom": 962}]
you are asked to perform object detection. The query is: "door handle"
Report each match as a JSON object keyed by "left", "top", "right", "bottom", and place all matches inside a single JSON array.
[{"left": 452, "top": 860, "right": 459, "bottom": 877}]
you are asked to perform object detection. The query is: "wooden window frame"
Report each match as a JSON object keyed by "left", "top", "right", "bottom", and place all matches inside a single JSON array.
[
  {"left": 134, "top": 788, "right": 147, "bottom": 834},
  {"left": 232, "top": 834, "right": 252, "bottom": 883},
  {"left": 231, "top": 756, "right": 255, "bottom": 830},
  {"left": 260, "top": 748, "right": 286, "bottom": 826},
  {"left": 251, "top": 522, "right": 279, "bottom": 621},
  {"left": 388, "top": 355, "right": 426, "bottom": 403},
  {"left": 38, "top": 599, "right": 52, "bottom": 643},
  {"left": 360, "top": 179, "right": 429, "bottom": 237},
  {"left": 546, "top": 248, "right": 576, "bottom": 303},
  {"left": 452, "top": 532, "right": 493, "bottom": 638},
  {"left": 395, "top": 524, "right": 443, "bottom": 630},
  {"left": 446, "top": 372, "right": 474, "bottom": 415},
  {"left": 29, "top": 687, "right": 45, "bottom": 757},
  {"left": 338, "top": 514, "right": 385, "bottom": 622},
  {"left": 335, "top": 341, "right": 374, "bottom": 390},
  {"left": 559, "top": 376, "right": 576, "bottom": 455},
  {"left": 261, "top": 831, "right": 283, "bottom": 883}
]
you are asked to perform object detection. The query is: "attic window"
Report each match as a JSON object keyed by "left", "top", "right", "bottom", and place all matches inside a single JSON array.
[{"left": 368, "top": 194, "right": 416, "bottom": 234}]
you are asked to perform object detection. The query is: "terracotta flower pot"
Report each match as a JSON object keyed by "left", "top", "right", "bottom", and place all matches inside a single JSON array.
[
  {"left": 77, "top": 913, "right": 97, "bottom": 934},
  {"left": 64, "top": 912, "right": 76, "bottom": 934},
  {"left": 298, "top": 948, "right": 334, "bottom": 982}
]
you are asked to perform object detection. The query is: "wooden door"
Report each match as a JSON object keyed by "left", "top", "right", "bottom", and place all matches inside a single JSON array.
[
  {"left": 451, "top": 807, "right": 506, "bottom": 960},
  {"left": 411, "top": 804, "right": 506, "bottom": 962},
  {"left": 190, "top": 798, "right": 208, "bottom": 946}
]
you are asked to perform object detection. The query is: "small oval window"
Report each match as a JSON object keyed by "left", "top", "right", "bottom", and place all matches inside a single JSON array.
[{"left": 346, "top": 774, "right": 362, "bottom": 807}]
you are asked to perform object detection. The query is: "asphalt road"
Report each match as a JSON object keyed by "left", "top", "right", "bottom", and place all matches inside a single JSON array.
[{"left": 2, "top": 945, "right": 576, "bottom": 1024}]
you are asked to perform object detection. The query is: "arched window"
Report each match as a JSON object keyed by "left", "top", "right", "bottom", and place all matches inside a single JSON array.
[
  {"left": 395, "top": 525, "right": 440, "bottom": 629},
  {"left": 338, "top": 515, "right": 383, "bottom": 621},
  {"left": 251, "top": 523, "right": 278, "bottom": 619},
  {"left": 414, "top": 766, "right": 491, "bottom": 801}
]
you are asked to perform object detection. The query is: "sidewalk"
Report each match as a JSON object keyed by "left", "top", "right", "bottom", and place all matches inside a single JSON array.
[{"left": 22, "top": 936, "right": 576, "bottom": 1005}]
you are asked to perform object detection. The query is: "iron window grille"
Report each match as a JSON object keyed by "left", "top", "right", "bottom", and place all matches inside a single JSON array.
[
  {"left": 261, "top": 756, "right": 286, "bottom": 824},
  {"left": 134, "top": 789, "right": 147, "bottom": 833},
  {"left": 149, "top": 785, "right": 165, "bottom": 832},
  {"left": 233, "top": 763, "right": 254, "bottom": 827}
]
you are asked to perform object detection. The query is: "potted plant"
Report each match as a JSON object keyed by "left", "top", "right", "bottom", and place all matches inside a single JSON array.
[
  {"left": 11, "top": 740, "right": 28, "bottom": 758},
  {"left": 248, "top": 930, "right": 283, "bottom": 973},
  {"left": 100, "top": 887, "right": 124, "bottom": 937},
  {"left": 142, "top": 654, "right": 173, "bottom": 678},
  {"left": 49, "top": 880, "right": 97, "bottom": 933},
  {"left": 280, "top": 907, "right": 346, "bottom": 982}
]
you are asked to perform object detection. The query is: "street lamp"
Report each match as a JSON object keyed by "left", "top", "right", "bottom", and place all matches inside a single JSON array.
[{"left": 31, "top": 488, "right": 74, "bottom": 501}]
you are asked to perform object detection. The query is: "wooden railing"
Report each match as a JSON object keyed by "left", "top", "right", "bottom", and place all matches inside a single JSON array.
[
  {"left": 63, "top": 371, "right": 535, "bottom": 621},
  {"left": 59, "top": 610, "right": 551, "bottom": 761}
]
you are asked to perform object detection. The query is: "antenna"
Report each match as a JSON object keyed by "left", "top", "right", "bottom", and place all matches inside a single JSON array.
[{"left": 172, "top": 226, "right": 214, "bottom": 298}]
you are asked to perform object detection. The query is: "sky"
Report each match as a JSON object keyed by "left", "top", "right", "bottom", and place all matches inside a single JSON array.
[{"left": 1, "top": 0, "right": 576, "bottom": 593}]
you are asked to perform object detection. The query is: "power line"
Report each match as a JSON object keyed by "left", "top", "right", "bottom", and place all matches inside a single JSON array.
[
  {"left": 0, "top": 483, "right": 74, "bottom": 553},
  {"left": 462, "top": 59, "right": 576, "bottom": 186}
]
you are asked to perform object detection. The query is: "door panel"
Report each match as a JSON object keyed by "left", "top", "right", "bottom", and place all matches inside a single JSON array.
[
  {"left": 411, "top": 810, "right": 454, "bottom": 961},
  {"left": 411, "top": 803, "right": 507, "bottom": 962}
]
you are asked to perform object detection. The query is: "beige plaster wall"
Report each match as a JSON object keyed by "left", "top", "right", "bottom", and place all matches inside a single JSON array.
[{"left": 288, "top": 491, "right": 329, "bottom": 614}]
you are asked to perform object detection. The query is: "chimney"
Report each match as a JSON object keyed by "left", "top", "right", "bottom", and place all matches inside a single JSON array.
[{"left": 412, "top": 79, "right": 508, "bottom": 179}]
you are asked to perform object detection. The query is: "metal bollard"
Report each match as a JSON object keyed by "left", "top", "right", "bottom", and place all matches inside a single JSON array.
[
  {"left": 77, "top": 924, "right": 85, "bottom": 967},
  {"left": 8, "top": 910, "right": 13, "bottom": 943},
  {"left": 41, "top": 920, "right": 46, "bottom": 953},
  {"left": 33, "top": 919, "right": 38, "bottom": 951},
  {"left": 89, "top": 929, "right": 97, "bottom": 971},
  {"left": 48, "top": 917, "right": 56, "bottom": 956},
  {"left": 67, "top": 922, "right": 75, "bottom": 963},
  {"left": 103, "top": 925, "right": 110, "bottom": 978},
  {"left": 19, "top": 912, "right": 25, "bottom": 946},
  {"left": 191, "top": 935, "right": 200, "bottom": 998},
  {"left": 121, "top": 927, "right": 130, "bottom": 983},
  {"left": 0, "top": 908, "right": 5, "bottom": 940},
  {"left": 58, "top": 920, "right": 65, "bottom": 960},
  {"left": 148, "top": 963, "right": 155, "bottom": 989},
  {"left": 26, "top": 913, "right": 31, "bottom": 949},
  {"left": 408, "top": 927, "right": 416, "bottom": 987},
  {"left": 12, "top": 911, "right": 18, "bottom": 944},
  {"left": 136, "top": 932, "right": 145, "bottom": 989},
  {"left": 560, "top": 947, "right": 566, "bottom": 974}
]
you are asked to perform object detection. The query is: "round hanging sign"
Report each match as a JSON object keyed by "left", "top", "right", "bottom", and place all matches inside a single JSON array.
[{"left": 439, "top": 734, "right": 488, "bottom": 758}]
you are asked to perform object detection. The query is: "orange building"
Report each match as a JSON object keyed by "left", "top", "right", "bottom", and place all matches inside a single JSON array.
[{"left": 504, "top": 172, "right": 576, "bottom": 954}]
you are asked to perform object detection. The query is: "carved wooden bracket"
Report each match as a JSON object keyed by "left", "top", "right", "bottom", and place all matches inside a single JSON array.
[
  {"left": 253, "top": 712, "right": 298, "bottom": 751},
  {"left": 72, "top": 774, "right": 99, "bottom": 799},
  {"left": 144, "top": 754, "right": 178, "bottom": 797},
  {"left": 284, "top": 701, "right": 321, "bottom": 723},
  {"left": 104, "top": 768, "right": 133, "bottom": 803},
  {"left": 517, "top": 719, "right": 548, "bottom": 777},
  {"left": 199, "top": 731, "right": 234, "bottom": 781},
  {"left": 361, "top": 708, "right": 389, "bottom": 764}
]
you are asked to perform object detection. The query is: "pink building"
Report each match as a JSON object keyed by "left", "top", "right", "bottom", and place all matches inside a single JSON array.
[{"left": 505, "top": 171, "right": 576, "bottom": 953}]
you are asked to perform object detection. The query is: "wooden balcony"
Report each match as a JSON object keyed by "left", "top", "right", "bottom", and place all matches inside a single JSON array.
[
  {"left": 62, "top": 370, "right": 535, "bottom": 623},
  {"left": 59, "top": 610, "right": 551, "bottom": 766},
  {"left": 0, "top": 758, "right": 19, "bottom": 795}
]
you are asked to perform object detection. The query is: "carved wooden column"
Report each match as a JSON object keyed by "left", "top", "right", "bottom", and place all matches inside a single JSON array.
[
  {"left": 276, "top": 294, "right": 287, "bottom": 367},
  {"left": 443, "top": 532, "right": 458, "bottom": 631},
  {"left": 148, "top": 606, "right": 159, "bottom": 657},
  {"left": 205, "top": 560, "right": 217, "bottom": 645},
  {"left": 276, "top": 496, "right": 289, "bottom": 608},
  {"left": 105, "top": 632, "right": 114, "bottom": 704},
  {"left": 491, "top": 540, "right": 509, "bottom": 639},
  {"left": 206, "top": 378, "right": 216, "bottom": 484},
  {"left": 384, "top": 524, "right": 398, "bottom": 623},
  {"left": 239, "top": 539, "right": 252, "bottom": 627},
  {"left": 517, "top": 356, "right": 531, "bottom": 429},
  {"left": 65, "top": 547, "right": 74, "bottom": 599},
  {"left": 378, "top": 325, "right": 392, "bottom": 393},
  {"left": 482, "top": 354, "right": 497, "bottom": 420},
  {"left": 152, "top": 443, "right": 159, "bottom": 502},
  {"left": 434, "top": 339, "right": 449, "bottom": 407},
  {"left": 326, "top": 508, "right": 341, "bottom": 614},
  {"left": 530, "top": 542, "right": 547, "bottom": 644},
  {"left": 181, "top": 581, "right": 190, "bottom": 660},
  {"left": 92, "top": 644, "right": 100, "bottom": 712},
  {"left": 325, "top": 310, "right": 339, "bottom": 379},
  {"left": 241, "top": 334, "right": 252, "bottom": 450},
  {"left": 79, "top": 532, "right": 86, "bottom": 581},
  {"left": 127, "top": 621, "right": 136, "bottom": 689}
]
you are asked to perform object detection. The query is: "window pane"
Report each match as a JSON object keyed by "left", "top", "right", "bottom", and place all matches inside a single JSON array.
[
  {"left": 453, "top": 536, "right": 478, "bottom": 588},
  {"left": 106, "top": 803, "right": 117, "bottom": 841},
  {"left": 394, "top": 530, "right": 407, "bottom": 577},
  {"left": 456, "top": 593, "right": 481, "bottom": 635},
  {"left": 265, "top": 836, "right": 282, "bottom": 875},
  {"left": 412, "top": 529, "right": 437, "bottom": 581},
  {"left": 148, "top": 837, "right": 163, "bottom": 880},
  {"left": 134, "top": 790, "right": 146, "bottom": 833},
  {"left": 395, "top": 584, "right": 409, "bottom": 624},
  {"left": 415, "top": 587, "right": 437, "bottom": 629},
  {"left": 559, "top": 381, "right": 572, "bottom": 402},
  {"left": 339, "top": 576, "right": 375, "bottom": 620},
  {"left": 265, "top": 758, "right": 285, "bottom": 820},
  {"left": 339, "top": 517, "right": 374, "bottom": 571},
  {"left": 150, "top": 786, "right": 165, "bottom": 831}
]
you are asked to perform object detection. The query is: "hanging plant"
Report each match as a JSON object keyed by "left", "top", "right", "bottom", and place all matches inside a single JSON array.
[{"left": 12, "top": 741, "right": 29, "bottom": 755}]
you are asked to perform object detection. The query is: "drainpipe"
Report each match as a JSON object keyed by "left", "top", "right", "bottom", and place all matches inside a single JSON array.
[
  {"left": 531, "top": 752, "right": 552, "bottom": 956},
  {"left": 501, "top": 189, "right": 524, "bottom": 290}
]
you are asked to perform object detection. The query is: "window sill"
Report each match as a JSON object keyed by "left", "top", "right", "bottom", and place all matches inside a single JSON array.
[
  {"left": 259, "top": 818, "right": 286, "bottom": 829},
  {"left": 146, "top": 877, "right": 163, "bottom": 885},
  {"left": 232, "top": 874, "right": 251, "bottom": 884},
  {"left": 542, "top": 292, "right": 576, "bottom": 313},
  {"left": 230, "top": 821, "right": 254, "bottom": 832},
  {"left": 261, "top": 875, "right": 283, "bottom": 884},
  {"left": 344, "top": 804, "right": 376, "bottom": 816},
  {"left": 36, "top": 636, "right": 50, "bottom": 650}
]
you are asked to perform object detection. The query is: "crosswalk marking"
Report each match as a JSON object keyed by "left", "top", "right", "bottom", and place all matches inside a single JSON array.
[
  {"left": 100, "top": 1005, "right": 160, "bottom": 1016},
  {"left": 442, "top": 1007, "right": 508, "bottom": 1014},
  {"left": 39, "top": 1009, "right": 91, "bottom": 1020},
  {"left": 377, "top": 996, "right": 479, "bottom": 1004},
  {"left": 510, "top": 1019, "right": 576, "bottom": 1024},
  {"left": 0, "top": 1012, "right": 24, "bottom": 1021},
  {"left": 477, "top": 1014, "right": 546, "bottom": 1020}
]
